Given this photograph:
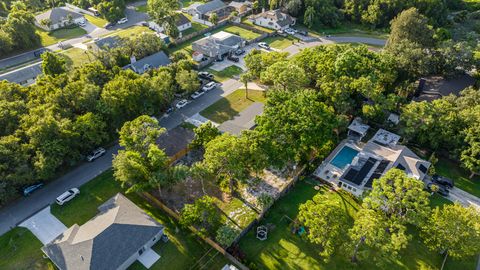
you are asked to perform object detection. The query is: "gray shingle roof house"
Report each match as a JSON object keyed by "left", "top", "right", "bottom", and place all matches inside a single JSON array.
[
  {"left": 35, "top": 7, "right": 85, "bottom": 31},
  {"left": 42, "top": 193, "right": 164, "bottom": 270},
  {"left": 0, "top": 62, "right": 42, "bottom": 86},
  {"left": 250, "top": 9, "right": 295, "bottom": 30},
  {"left": 192, "top": 31, "right": 245, "bottom": 58},
  {"left": 128, "top": 51, "right": 171, "bottom": 74},
  {"left": 187, "top": 0, "right": 233, "bottom": 20}
]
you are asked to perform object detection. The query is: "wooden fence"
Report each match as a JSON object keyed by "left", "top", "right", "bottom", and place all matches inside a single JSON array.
[{"left": 140, "top": 192, "right": 250, "bottom": 270}]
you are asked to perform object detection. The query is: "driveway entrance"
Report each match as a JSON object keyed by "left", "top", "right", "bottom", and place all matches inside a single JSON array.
[{"left": 19, "top": 206, "right": 67, "bottom": 244}]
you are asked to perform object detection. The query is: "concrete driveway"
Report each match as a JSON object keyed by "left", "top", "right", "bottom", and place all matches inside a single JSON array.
[
  {"left": 448, "top": 187, "right": 480, "bottom": 210},
  {"left": 19, "top": 206, "right": 67, "bottom": 244}
]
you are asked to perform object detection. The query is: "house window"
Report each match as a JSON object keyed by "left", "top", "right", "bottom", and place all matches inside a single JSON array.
[
  {"left": 152, "top": 237, "right": 156, "bottom": 242},
  {"left": 138, "top": 247, "right": 145, "bottom": 255},
  {"left": 352, "top": 188, "right": 357, "bottom": 192},
  {"left": 347, "top": 186, "right": 352, "bottom": 190}
]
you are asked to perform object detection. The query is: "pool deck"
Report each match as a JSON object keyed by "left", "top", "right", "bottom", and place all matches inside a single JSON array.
[{"left": 314, "top": 139, "right": 362, "bottom": 183}]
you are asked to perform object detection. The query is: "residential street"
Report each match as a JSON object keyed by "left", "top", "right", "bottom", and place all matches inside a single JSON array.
[{"left": 0, "top": 78, "right": 242, "bottom": 236}]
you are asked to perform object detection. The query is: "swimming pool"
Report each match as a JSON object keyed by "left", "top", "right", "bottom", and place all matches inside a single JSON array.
[{"left": 330, "top": 146, "right": 359, "bottom": 169}]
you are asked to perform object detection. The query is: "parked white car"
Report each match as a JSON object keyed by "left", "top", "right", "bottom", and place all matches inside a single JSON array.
[
  {"left": 86, "top": 147, "right": 106, "bottom": 162},
  {"left": 258, "top": 42, "right": 270, "bottom": 50},
  {"left": 202, "top": 82, "right": 217, "bottom": 92},
  {"left": 190, "top": 91, "right": 204, "bottom": 99},
  {"left": 77, "top": 20, "right": 86, "bottom": 27},
  {"left": 56, "top": 188, "right": 80, "bottom": 205},
  {"left": 285, "top": 28, "right": 296, "bottom": 35},
  {"left": 176, "top": 99, "right": 189, "bottom": 109},
  {"left": 117, "top": 17, "right": 128, "bottom": 24}
]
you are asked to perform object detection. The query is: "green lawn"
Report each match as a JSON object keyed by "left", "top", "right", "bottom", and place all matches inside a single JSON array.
[
  {"left": 200, "top": 89, "right": 266, "bottom": 123},
  {"left": 436, "top": 157, "right": 480, "bottom": 198},
  {"left": 182, "top": 21, "right": 209, "bottom": 36},
  {"left": 50, "top": 170, "right": 230, "bottom": 270},
  {"left": 215, "top": 197, "right": 258, "bottom": 229},
  {"left": 180, "top": 0, "right": 201, "bottom": 8},
  {"left": 238, "top": 180, "right": 477, "bottom": 270},
  {"left": 37, "top": 27, "right": 87, "bottom": 46},
  {"left": 85, "top": 14, "right": 108, "bottom": 28},
  {"left": 207, "top": 65, "right": 243, "bottom": 82},
  {"left": 223, "top": 25, "right": 261, "bottom": 40},
  {"left": 59, "top": 48, "right": 95, "bottom": 68},
  {"left": 297, "top": 22, "right": 389, "bottom": 39},
  {"left": 102, "top": 26, "right": 153, "bottom": 39},
  {"left": 263, "top": 36, "right": 295, "bottom": 50},
  {"left": 0, "top": 227, "right": 54, "bottom": 270},
  {"left": 135, "top": 4, "right": 148, "bottom": 13}
]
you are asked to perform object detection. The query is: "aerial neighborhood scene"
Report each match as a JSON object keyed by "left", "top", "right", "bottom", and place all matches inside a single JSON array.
[{"left": 0, "top": 0, "right": 480, "bottom": 269}]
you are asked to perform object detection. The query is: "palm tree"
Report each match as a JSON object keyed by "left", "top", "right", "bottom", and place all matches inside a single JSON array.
[{"left": 240, "top": 72, "right": 253, "bottom": 99}]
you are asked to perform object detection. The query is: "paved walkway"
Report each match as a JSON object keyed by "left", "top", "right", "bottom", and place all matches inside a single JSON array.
[
  {"left": 447, "top": 187, "right": 480, "bottom": 210},
  {"left": 19, "top": 206, "right": 67, "bottom": 244}
]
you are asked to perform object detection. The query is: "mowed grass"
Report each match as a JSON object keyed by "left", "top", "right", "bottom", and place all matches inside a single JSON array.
[
  {"left": 135, "top": 4, "right": 148, "bottom": 13},
  {"left": 223, "top": 25, "right": 261, "bottom": 40},
  {"left": 102, "top": 26, "right": 154, "bottom": 39},
  {"left": 238, "top": 180, "right": 477, "bottom": 270},
  {"left": 182, "top": 21, "right": 209, "bottom": 36},
  {"left": 0, "top": 227, "right": 55, "bottom": 270},
  {"left": 263, "top": 36, "right": 295, "bottom": 50},
  {"left": 241, "top": 19, "right": 275, "bottom": 33},
  {"left": 51, "top": 170, "right": 231, "bottom": 270},
  {"left": 37, "top": 27, "right": 87, "bottom": 46},
  {"left": 207, "top": 65, "right": 243, "bottom": 82},
  {"left": 200, "top": 89, "right": 266, "bottom": 123},
  {"left": 59, "top": 48, "right": 95, "bottom": 68},
  {"left": 436, "top": 157, "right": 480, "bottom": 198},
  {"left": 85, "top": 14, "right": 108, "bottom": 28}
]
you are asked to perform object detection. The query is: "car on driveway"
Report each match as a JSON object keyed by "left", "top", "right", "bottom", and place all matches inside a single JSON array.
[
  {"left": 23, "top": 183, "right": 44, "bottom": 196},
  {"left": 427, "top": 182, "right": 449, "bottom": 196},
  {"left": 285, "top": 28, "right": 296, "bottom": 35},
  {"left": 298, "top": 30, "right": 308, "bottom": 36},
  {"left": 432, "top": 175, "right": 454, "bottom": 188},
  {"left": 176, "top": 99, "right": 189, "bottom": 109},
  {"left": 198, "top": 71, "right": 214, "bottom": 80},
  {"left": 77, "top": 20, "right": 86, "bottom": 27},
  {"left": 235, "top": 49, "right": 245, "bottom": 55},
  {"left": 190, "top": 90, "right": 204, "bottom": 99},
  {"left": 104, "top": 22, "right": 116, "bottom": 29},
  {"left": 56, "top": 188, "right": 80, "bottom": 205},
  {"left": 117, "top": 17, "right": 128, "bottom": 24},
  {"left": 202, "top": 81, "right": 217, "bottom": 92},
  {"left": 227, "top": 55, "right": 239, "bottom": 62},
  {"left": 86, "top": 147, "right": 106, "bottom": 162},
  {"left": 258, "top": 42, "right": 270, "bottom": 50}
]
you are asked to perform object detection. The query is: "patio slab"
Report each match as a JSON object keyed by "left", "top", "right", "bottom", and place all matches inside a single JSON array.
[{"left": 138, "top": 248, "right": 161, "bottom": 269}]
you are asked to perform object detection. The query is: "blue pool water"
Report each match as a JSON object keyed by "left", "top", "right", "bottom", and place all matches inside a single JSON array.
[{"left": 330, "top": 146, "right": 359, "bottom": 169}]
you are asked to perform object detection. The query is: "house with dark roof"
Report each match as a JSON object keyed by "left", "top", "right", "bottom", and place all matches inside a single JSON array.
[
  {"left": 42, "top": 193, "right": 164, "bottom": 270},
  {"left": 250, "top": 9, "right": 295, "bottom": 30},
  {"left": 35, "top": 7, "right": 85, "bottom": 31},
  {"left": 0, "top": 62, "right": 42, "bottom": 86},
  {"left": 186, "top": 0, "right": 234, "bottom": 20},
  {"left": 192, "top": 31, "right": 245, "bottom": 59},
  {"left": 88, "top": 36, "right": 123, "bottom": 51},
  {"left": 127, "top": 51, "right": 171, "bottom": 74},
  {"left": 314, "top": 126, "right": 430, "bottom": 196}
]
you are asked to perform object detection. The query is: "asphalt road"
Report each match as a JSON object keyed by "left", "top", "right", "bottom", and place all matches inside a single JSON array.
[{"left": 0, "top": 78, "right": 242, "bottom": 236}]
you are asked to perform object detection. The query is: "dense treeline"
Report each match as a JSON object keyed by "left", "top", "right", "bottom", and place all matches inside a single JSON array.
[
  {"left": 0, "top": 54, "right": 198, "bottom": 205},
  {"left": 269, "top": 0, "right": 468, "bottom": 28}
]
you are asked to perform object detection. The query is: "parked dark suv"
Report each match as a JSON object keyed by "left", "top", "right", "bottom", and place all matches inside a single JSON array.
[
  {"left": 427, "top": 183, "right": 449, "bottom": 196},
  {"left": 432, "top": 175, "right": 454, "bottom": 189}
]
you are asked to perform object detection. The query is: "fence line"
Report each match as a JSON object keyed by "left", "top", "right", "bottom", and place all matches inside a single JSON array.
[{"left": 140, "top": 192, "right": 250, "bottom": 270}]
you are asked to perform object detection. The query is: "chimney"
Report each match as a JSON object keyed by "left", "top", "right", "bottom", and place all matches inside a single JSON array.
[
  {"left": 262, "top": 7, "right": 265, "bottom": 13},
  {"left": 130, "top": 55, "right": 136, "bottom": 64}
]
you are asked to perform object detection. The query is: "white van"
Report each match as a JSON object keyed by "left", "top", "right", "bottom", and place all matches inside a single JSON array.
[{"left": 56, "top": 188, "right": 80, "bottom": 205}]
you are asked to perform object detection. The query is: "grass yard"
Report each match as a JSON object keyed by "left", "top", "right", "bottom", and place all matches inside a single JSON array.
[
  {"left": 0, "top": 227, "right": 55, "bottom": 270},
  {"left": 135, "top": 4, "right": 148, "bottom": 13},
  {"left": 180, "top": 0, "right": 201, "bottom": 8},
  {"left": 85, "top": 14, "right": 108, "bottom": 28},
  {"left": 215, "top": 197, "right": 258, "bottom": 229},
  {"left": 37, "top": 27, "right": 87, "bottom": 46},
  {"left": 60, "top": 48, "right": 95, "bottom": 68},
  {"left": 102, "top": 26, "right": 154, "bottom": 39},
  {"left": 182, "top": 21, "right": 209, "bottom": 36},
  {"left": 436, "top": 157, "right": 480, "bottom": 198},
  {"left": 223, "top": 25, "right": 261, "bottom": 40},
  {"left": 200, "top": 89, "right": 266, "bottom": 123},
  {"left": 50, "top": 170, "right": 231, "bottom": 270},
  {"left": 207, "top": 65, "right": 243, "bottom": 82},
  {"left": 238, "top": 179, "right": 477, "bottom": 270},
  {"left": 263, "top": 36, "right": 295, "bottom": 50},
  {"left": 297, "top": 22, "right": 389, "bottom": 39}
]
